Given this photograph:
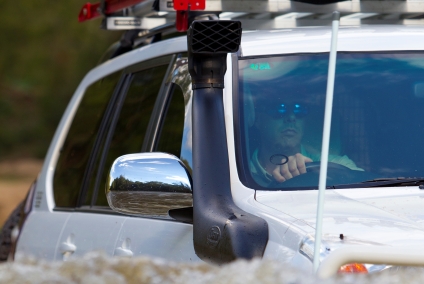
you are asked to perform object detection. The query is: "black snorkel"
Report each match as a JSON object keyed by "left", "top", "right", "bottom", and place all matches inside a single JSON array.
[{"left": 188, "top": 20, "right": 269, "bottom": 264}]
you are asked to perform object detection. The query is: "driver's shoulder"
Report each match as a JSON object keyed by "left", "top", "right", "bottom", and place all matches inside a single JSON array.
[{"left": 300, "top": 145, "right": 320, "bottom": 161}]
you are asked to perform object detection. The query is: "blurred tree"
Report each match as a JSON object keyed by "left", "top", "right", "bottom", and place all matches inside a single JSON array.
[{"left": 0, "top": 1, "right": 122, "bottom": 160}]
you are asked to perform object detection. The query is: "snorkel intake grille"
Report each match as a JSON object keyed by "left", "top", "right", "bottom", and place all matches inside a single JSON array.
[
  {"left": 189, "top": 21, "right": 242, "bottom": 53},
  {"left": 188, "top": 20, "right": 242, "bottom": 89}
]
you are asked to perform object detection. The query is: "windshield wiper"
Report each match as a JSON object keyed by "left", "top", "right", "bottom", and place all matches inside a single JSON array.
[{"left": 331, "top": 177, "right": 424, "bottom": 189}]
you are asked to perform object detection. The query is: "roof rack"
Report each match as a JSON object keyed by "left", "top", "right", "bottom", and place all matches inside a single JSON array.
[
  {"left": 79, "top": 0, "right": 424, "bottom": 31},
  {"left": 80, "top": 0, "right": 424, "bottom": 62},
  {"left": 159, "top": 0, "right": 424, "bottom": 14}
]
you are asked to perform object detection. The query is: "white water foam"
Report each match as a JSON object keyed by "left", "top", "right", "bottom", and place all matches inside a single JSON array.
[{"left": 1, "top": 252, "right": 424, "bottom": 283}]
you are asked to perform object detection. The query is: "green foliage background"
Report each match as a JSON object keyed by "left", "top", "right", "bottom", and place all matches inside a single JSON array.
[{"left": 0, "top": 1, "right": 122, "bottom": 160}]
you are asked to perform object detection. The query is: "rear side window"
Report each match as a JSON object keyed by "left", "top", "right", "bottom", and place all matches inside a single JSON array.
[
  {"left": 54, "top": 71, "right": 122, "bottom": 208},
  {"left": 93, "top": 62, "right": 170, "bottom": 207}
]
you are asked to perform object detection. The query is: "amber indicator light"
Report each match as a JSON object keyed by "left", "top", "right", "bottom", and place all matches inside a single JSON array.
[{"left": 338, "top": 263, "right": 368, "bottom": 273}]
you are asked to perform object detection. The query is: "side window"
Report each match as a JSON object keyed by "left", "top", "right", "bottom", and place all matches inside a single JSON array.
[
  {"left": 155, "top": 84, "right": 185, "bottom": 157},
  {"left": 53, "top": 71, "right": 122, "bottom": 208},
  {"left": 92, "top": 60, "right": 171, "bottom": 207}
]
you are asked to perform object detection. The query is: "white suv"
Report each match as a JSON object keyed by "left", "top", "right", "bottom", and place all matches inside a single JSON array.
[{"left": 3, "top": 0, "right": 424, "bottom": 277}]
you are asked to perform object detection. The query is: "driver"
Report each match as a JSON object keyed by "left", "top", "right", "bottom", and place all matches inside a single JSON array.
[{"left": 250, "top": 96, "right": 363, "bottom": 187}]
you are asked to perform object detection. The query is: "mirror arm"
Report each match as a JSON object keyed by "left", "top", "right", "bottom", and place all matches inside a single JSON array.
[{"left": 168, "top": 207, "right": 193, "bottom": 224}]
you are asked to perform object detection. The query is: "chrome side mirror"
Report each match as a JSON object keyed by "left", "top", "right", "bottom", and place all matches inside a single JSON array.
[{"left": 106, "top": 153, "right": 192, "bottom": 217}]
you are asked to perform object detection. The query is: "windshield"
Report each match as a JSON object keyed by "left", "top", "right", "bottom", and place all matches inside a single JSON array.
[{"left": 237, "top": 52, "right": 424, "bottom": 190}]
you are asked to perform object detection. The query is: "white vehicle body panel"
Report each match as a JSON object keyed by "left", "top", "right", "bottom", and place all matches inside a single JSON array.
[
  {"left": 256, "top": 188, "right": 424, "bottom": 244},
  {"left": 253, "top": 187, "right": 424, "bottom": 271},
  {"left": 56, "top": 213, "right": 125, "bottom": 260},
  {"left": 117, "top": 218, "right": 200, "bottom": 261},
  {"left": 17, "top": 25, "right": 424, "bottom": 269},
  {"left": 241, "top": 26, "right": 424, "bottom": 57},
  {"left": 16, "top": 211, "right": 70, "bottom": 260}
]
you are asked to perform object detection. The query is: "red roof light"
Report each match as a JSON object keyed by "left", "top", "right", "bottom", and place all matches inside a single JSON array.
[
  {"left": 78, "top": 3, "right": 101, "bottom": 22},
  {"left": 78, "top": 0, "right": 145, "bottom": 22},
  {"left": 79, "top": 0, "right": 206, "bottom": 32},
  {"left": 173, "top": 0, "right": 205, "bottom": 11},
  {"left": 174, "top": 0, "right": 205, "bottom": 31}
]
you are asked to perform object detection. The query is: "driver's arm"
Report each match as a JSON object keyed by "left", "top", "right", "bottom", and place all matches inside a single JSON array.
[{"left": 272, "top": 153, "right": 313, "bottom": 182}]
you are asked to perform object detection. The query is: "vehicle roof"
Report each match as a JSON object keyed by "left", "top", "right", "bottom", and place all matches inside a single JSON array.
[
  {"left": 240, "top": 25, "right": 424, "bottom": 57},
  {"left": 96, "top": 25, "right": 424, "bottom": 77}
]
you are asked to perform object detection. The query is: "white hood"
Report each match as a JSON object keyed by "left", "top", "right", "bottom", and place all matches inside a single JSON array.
[{"left": 255, "top": 187, "right": 424, "bottom": 246}]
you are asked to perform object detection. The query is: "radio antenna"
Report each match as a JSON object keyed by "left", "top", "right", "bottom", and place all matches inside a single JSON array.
[{"left": 313, "top": 11, "right": 340, "bottom": 272}]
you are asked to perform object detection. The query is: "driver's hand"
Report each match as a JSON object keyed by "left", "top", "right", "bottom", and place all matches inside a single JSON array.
[{"left": 271, "top": 153, "right": 313, "bottom": 183}]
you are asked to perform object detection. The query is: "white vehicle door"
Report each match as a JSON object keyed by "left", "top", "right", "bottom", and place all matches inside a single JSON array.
[
  {"left": 95, "top": 56, "right": 200, "bottom": 261},
  {"left": 55, "top": 55, "right": 178, "bottom": 260}
]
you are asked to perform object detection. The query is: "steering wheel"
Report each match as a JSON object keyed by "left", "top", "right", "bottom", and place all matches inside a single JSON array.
[
  {"left": 305, "top": 161, "right": 351, "bottom": 173},
  {"left": 269, "top": 161, "right": 356, "bottom": 188}
]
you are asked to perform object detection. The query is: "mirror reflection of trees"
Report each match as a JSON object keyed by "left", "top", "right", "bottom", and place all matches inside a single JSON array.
[{"left": 111, "top": 175, "right": 191, "bottom": 193}]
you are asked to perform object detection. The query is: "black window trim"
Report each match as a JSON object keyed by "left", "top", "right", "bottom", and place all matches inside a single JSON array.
[
  {"left": 143, "top": 54, "right": 177, "bottom": 152},
  {"left": 89, "top": 74, "right": 134, "bottom": 206}
]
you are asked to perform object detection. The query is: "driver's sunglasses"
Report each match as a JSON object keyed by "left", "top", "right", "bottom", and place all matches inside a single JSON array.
[{"left": 259, "top": 103, "right": 309, "bottom": 119}]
